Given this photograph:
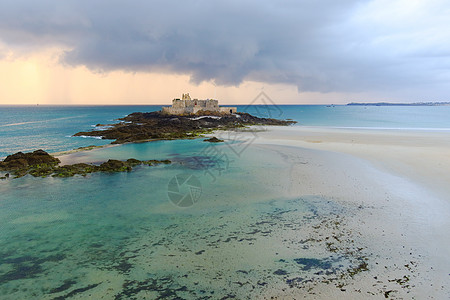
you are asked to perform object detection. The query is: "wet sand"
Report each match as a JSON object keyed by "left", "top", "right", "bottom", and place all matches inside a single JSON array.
[
  {"left": 218, "top": 126, "right": 450, "bottom": 298},
  {"left": 53, "top": 144, "right": 119, "bottom": 165}
]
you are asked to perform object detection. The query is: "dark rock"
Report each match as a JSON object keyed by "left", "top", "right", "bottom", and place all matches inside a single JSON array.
[
  {"left": 204, "top": 137, "right": 224, "bottom": 143},
  {"left": 0, "top": 150, "right": 60, "bottom": 177},
  {"left": 32, "top": 149, "right": 49, "bottom": 156},
  {"left": 74, "top": 110, "right": 296, "bottom": 144},
  {"left": 3, "top": 151, "right": 26, "bottom": 162},
  {"left": 99, "top": 160, "right": 130, "bottom": 172},
  {"left": 1, "top": 149, "right": 60, "bottom": 170},
  {"left": 1, "top": 150, "right": 171, "bottom": 178},
  {"left": 384, "top": 290, "right": 394, "bottom": 298},
  {"left": 2, "top": 158, "right": 29, "bottom": 169},
  {"left": 143, "top": 159, "right": 171, "bottom": 166},
  {"left": 126, "top": 158, "right": 141, "bottom": 166},
  {"left": 52, "top": 163, "right": 98, "bottom": 178}
]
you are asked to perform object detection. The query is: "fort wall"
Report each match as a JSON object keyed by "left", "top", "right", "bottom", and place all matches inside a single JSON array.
[{"left": 162, "top": 94, "right": 236, "bottom": 115}]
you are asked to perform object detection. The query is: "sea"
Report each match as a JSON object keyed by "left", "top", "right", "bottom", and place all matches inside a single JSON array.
[
  {"left": 2, "top": 105, "right": 450, "bottom": 159},
  {"left": 1, "top": 104, "right": 449, "bottom": 299}
]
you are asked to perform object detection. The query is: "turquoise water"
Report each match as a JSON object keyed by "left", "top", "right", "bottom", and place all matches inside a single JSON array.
[
  {"left": 0, "top": 106, "right": 162, "bottom": 158},
  {"left": 238, "top": 104, "right": 450, "bottom": 129},
  {"left": 1, "top": 105, "right": 450, "bottom": 298},
  {"left": 0, "top": 142, "right": 352, "bottom": 299},
  {"left": 2, "top": 105, "right": 450, "bottom": 158}
]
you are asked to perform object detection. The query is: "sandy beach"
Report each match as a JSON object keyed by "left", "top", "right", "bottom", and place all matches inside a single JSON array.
[{"left": 220, "top": 126, "right": 450, "bottom": 298}]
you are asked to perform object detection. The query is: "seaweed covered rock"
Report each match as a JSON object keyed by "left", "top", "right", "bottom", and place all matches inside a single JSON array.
[
  {"left": 0, "top": 150, "right": 60, "bottom": 171},
  {"left": 0, "top": 150, "right": 60, "bottom": 177},
  {"left": 99, "top": 160, "right": 131, "bottom": 172},
  {"left": 142, "top": 159, "right": 171, "bottom": 166},
  {"left": 74, "top": 111, "right": 296, "bottom": 144},
  {"left": 126, "top": 158, "right": 142, "bottom": 167},
  {"left": 53, "top": 163, "right": 98, "bottom": 178},
  {"left": 0, "top": 150, "right": 171, "bottom": 179}
]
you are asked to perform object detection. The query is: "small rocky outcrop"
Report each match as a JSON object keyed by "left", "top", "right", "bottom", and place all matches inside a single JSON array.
[
  {"left": 1, "top": 149, "right": 60, "bottom": 170},
  {"left": 52, "top": 163, "right": 98, "bottom": 178},
  {"left": 203, "top": 137, "right": 224, "bottom": 143},
  {"left": 98, "top": 159, "right": 131, "bottom": 172},
  {"left": 0, "top": 150, "right": 171, "bottom": 179},
  {"left": 0, "top": 150, "right": 61, "bottom": 177}
]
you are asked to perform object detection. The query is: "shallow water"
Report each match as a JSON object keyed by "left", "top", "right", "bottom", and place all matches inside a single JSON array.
[{"left": 0, "top": 141, "right": 359, "bottom": 299}]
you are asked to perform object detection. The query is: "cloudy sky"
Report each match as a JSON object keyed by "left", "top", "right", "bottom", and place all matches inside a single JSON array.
[{"left": 0, "top": 0, "right": 449, "bottom": 105}]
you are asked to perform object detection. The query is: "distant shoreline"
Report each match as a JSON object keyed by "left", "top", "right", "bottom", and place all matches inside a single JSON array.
[{"left": 347, "top": 102, "right": 450, "bottom": 106}]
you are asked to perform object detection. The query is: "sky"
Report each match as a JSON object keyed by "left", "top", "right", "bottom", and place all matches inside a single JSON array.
[{"left": 0, "top": 0, "right": 449, "bottom": 105}]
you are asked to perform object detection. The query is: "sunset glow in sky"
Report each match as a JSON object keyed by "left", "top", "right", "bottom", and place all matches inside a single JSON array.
[{"left": 0, "top": 0, "right": 449, "bottom": 105}]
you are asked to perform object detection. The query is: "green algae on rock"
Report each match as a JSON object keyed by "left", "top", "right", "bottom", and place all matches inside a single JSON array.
[{"left": 0, "top": 150, "right": 171, "bottom": 178}]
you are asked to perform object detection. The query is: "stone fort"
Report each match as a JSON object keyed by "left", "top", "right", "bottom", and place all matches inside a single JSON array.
[{"left": 162, "top": 93, "right": 237, "bottom": 115}]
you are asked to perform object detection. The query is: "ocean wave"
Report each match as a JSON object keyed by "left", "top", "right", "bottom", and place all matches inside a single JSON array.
[
  {"left": 75, "top": 135, "right": 103, "bottom": 140},
  {"left": 91, "top": 124, "right": 113, "bottom": 130}
]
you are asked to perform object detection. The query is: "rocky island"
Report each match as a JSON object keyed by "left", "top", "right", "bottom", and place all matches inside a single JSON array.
[
  {"left": 74, "top": 110, "right": 296, "bottom": 144},
  {"left": 1, "top": 97, "right": 295, "bottom": 179}
]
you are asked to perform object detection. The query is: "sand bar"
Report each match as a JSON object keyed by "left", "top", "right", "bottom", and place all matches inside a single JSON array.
[{"left": 214, "top": 126, "right": 450, "bottom": 298}]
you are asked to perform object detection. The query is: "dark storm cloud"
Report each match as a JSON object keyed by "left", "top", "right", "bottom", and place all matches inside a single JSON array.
[{"left": 1, "top": 0, "right": 449, "bottom": 96}]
